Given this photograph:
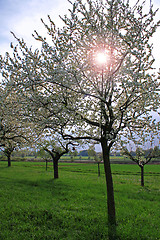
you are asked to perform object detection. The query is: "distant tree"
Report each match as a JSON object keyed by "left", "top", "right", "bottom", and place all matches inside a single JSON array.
[
  {"left": 79, "top": 150, "right": 88, "bottom": 157},
  {"left": 0, "top": 85, "right": 38, "bottom": 166},
  {"left": 122, "top": 146, "right": 160, "bottom": 186},
  {"left": 69, "top": 148, "right": 78, "bottom": 161},
  {"left": 144, "top": 146, "right": 160, "bottom": 161},
  {"left": 38, "top": 132, "right": 77, "bottom": 179},
  {"left": 87, "top": 145, "right": 96, "bottom": 160},
  {"left": 88, "top": 145, "right": 101, "bottom": 176},
  {"left": 121, "top": 126, "right": 160, "bottom": 186},
  {"left": 2, "top": 141, "right": 16, "bottom": 167},
  {"left": 44, "top": 142, "right": 74, "bottom": 178},
  {"left": 37, "top": 148, "right": 52, "bottom": 171}
]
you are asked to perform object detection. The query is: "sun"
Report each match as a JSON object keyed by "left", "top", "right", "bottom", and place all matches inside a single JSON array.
[{"left": 95, "top": 51, "right": 108, "bottom": 65}]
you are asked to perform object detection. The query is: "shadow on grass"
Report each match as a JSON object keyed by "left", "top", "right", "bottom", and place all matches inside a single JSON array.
[
  {"left": 0, "top": 176, "right": 111, "bottom": 240},
  {"left": 60, "top": 167, "right": 160, "bottom": 177},
  {"left": 11, "top": 177, "right": 72, "bottom": 191},
  {"left": 115, "top": 186, "right": 159, "bottom": 202},
  {"left": 113, "top": 171, "right": 160, "bottom": 177},
  {"left": 0, "top": 166, "right": 10, "bottom": 170},
  {"left": 0, "top": 167, "right": 74, "bottom": 203}
]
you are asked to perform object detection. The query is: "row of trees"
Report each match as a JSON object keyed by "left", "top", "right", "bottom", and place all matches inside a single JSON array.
[
  {"left": 0, "top": 0, "right": 160, "bottom": 234},
  {"left": 0, "top": 86, "right": 38, "bottom": 166}
]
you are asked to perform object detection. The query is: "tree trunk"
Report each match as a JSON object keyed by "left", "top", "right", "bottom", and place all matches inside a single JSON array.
[
  {"left": 46, "top": 159, "right": 48, "bottom": 171},
  {"left": 101, "top": 139, "right": 116, "bottom": 226},
  {"left": 101, "top": 139, "right": 117, "bottom": 239},
  {"left": 140, "top": 166, "right": 144, "bottom": 187},
  {"left": 98, "top": 162, "right": 100, "bottom": 177},
  {"left": 53, "top": 159, "right": 59, "bottom": 179},
  {"left": 8, "top": 155, "right": 11, "bottom": 167}
]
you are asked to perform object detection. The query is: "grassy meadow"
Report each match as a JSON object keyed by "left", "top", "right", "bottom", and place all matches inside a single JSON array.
[{"left": 0, "top": 161, "right": 159, "bottom": 240}]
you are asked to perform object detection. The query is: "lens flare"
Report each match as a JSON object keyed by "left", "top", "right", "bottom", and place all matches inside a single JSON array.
[{"left": 96, "top": 52, "right": 108, "bottom": 65}]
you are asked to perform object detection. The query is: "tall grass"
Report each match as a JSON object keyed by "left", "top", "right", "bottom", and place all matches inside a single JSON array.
[{"left": 0, "top": 161, "right": 159, "bottom": 239}]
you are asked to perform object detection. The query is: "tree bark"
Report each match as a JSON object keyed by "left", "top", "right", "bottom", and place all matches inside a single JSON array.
[
  {"left": 53, "top": 159, "right": 59, "bottom": 179},
  {"left": 46, "top": 159, "right": 48, "bottom": 171},
  {"left": 8, "top": 155, "right": 11, "bottom": 167},
  {"left": 98, "top": 162, "right": 100, "bottom": 177},
  {"left": 101, "top": 139, "right": 116, "bottom": 226},
  {"left": 140, "top": 166, "right": 144, "bottom": 187}
]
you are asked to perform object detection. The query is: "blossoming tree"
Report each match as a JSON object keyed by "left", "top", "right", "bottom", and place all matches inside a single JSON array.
[{"left": 1, "top": 0, "right": 160, "bottom": 229}]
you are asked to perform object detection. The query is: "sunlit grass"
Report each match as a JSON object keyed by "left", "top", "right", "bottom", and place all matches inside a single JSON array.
[{"left": 0, "top": 161, "right": 159, "bottom": 239}]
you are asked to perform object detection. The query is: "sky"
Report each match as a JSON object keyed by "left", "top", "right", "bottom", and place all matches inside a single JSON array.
[
  {"left": 0, "top": 0, "right": 71, "bottom": 55},
  {"left": 0, "top": 0, "right": 160, "bottom": 69}
]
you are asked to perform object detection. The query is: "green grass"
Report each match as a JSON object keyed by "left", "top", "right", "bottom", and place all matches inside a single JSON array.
[{"left": 0, "top": 161, "right": 159, "bottom": 240}]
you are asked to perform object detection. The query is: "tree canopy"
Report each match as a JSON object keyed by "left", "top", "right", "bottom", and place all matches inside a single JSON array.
[{"left": 1, "top": 0, "right": 159, "bottom": 145}]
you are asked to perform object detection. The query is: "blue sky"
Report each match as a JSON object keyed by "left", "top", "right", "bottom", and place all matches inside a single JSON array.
[
  {"left": 0, "top": 0, "right": 160, "bottom": 69},
  {"left": 0, "top": 0, "right": 70, "bottom": 54}
]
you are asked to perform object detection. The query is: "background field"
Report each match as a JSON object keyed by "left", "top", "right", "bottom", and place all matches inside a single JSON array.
[{"left": 0, "top": 161, "right": 159, "bottom": 240}]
